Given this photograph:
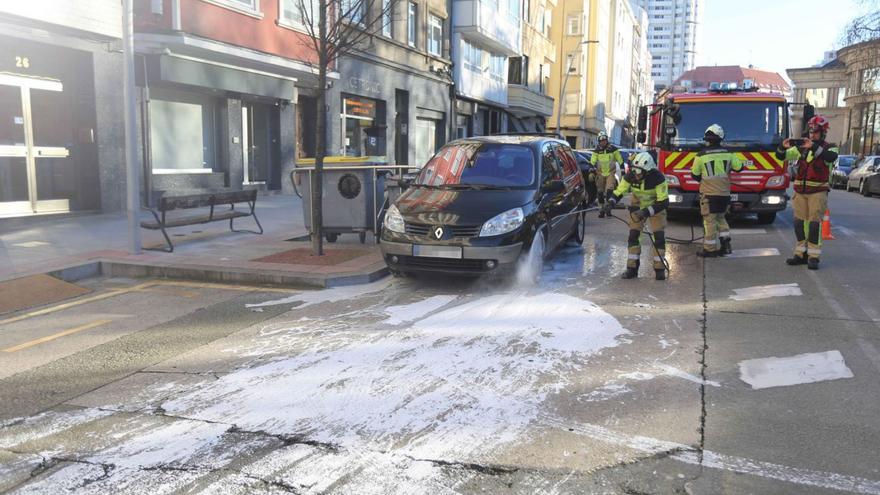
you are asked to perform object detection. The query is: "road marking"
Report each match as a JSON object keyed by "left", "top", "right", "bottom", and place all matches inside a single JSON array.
[
  {"left": 12, "top": 241, "right": 50, "bottom": 248},
  {"left": 0, "top": 281, "right": 298, "bottom": 327},
  {"left": 729, "top": 228, "right": 767, "bottom": 235},
  {"left": 2, "top": 319, "right": 113, "bottom": 353},
  {"left": 722, "top": 248, "right": 780, "bottom": 259},
  {"left": 729, "top": 283, "right": 802, "bottom": 301},
  {"left": 738, "top": 350, "right": 854, "bottom": 390}
]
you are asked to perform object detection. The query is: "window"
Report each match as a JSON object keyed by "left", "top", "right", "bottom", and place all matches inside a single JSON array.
[
  {"left": 508, "top": 56, "right": 528, "bottom": 85},
  {"left": 838, "top": 87, "right": 847, "bottom": 107},
  {"left": 565, "top": 53, "right": 580, "bottom": 74},
  {"left": 463, "top": 41, "right": 482, "bottom": 72},
  {"left": 280, "top": 0, "right": 319, "bottom": 30},
  {"left": 541, "top": 143, "right": 562, "bottom": 184},
  {"left": 508, "top": 0, "right": 520, "bottom": 21},
  {"left": 489, "top": 55, "right": 505, "bottom": 81},
  {"left": 860, "top": 68, "right": 880, "bottom": 94},
  {"left": 428, "top": 14, "right": 442, "bottom": 56},
  {"left": 204, "top": 0, "right": 260, "bottom": 15},
  {"left": 805, "top": 88, "right": 829, "bottom": 108},
  {"left": 564, "top": 92, "right": 579, "bottom": 114},
  {"left": 341, "top": 0, "right": 365, "bottom": 23},
  {"left": 408, "top": 2, "right": 417, "bottom": 46},
  {"left": 382, "top": 0, "right": 392, "bottom": 36},
  {"left": 566, "top": 13, "right": 581, "bottom": 35},
  {"left": 149, "top": 88, "right": 219, "bottom": 174}
]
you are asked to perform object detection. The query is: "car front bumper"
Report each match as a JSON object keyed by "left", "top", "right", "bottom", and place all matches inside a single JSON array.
[
  {"left": 667, "top": 191, "right": 788, "bottom": 214},
  {"left": 380, "top": 240, "right": 524, "bottom": 274}
]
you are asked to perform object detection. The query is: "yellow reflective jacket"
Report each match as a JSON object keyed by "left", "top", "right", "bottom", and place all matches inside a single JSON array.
[
  {"left": 591, "top": 145, "right": 623, "bottom": 177},
  {"left": 611, "top": 169, "right": 669, "bottom": 212},
  {"left": 690, "top": 147, "right": 744, "bottom": 196}
]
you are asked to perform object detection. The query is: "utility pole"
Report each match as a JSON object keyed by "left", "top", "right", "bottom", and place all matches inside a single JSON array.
[{"left": 122, "top": 0, "right": 142, "bottom": 254}]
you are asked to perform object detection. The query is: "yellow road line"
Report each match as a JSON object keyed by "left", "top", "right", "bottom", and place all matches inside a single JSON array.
[
  {"left": 2, "top": 319, "right": 113, "bottom": 353},
  {"left": 0, "top": 280, "right": 299, "bottom": 327}
]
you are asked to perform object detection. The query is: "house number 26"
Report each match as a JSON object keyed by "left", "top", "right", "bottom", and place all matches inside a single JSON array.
[{"left": 15, "top": 56, "right": 30, "bottom": 68}]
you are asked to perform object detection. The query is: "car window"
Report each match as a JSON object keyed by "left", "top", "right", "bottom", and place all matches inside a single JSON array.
[
  {"left": 554, "top": 143, "right": 579, "bottom": 179},
  {"left": 542, "top": 143, "right": 562, "bottom": 184},
  {"left": 416, "top": 142, "right": 536, "bottom": 187}
]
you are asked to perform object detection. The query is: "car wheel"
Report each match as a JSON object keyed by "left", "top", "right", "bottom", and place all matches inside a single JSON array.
[
  {"left": 325, "top": 233, "right": 338, "bottom": 243},
  {"left": 861, "top": 180, "right": 872, "bottom": 197},
  {"left": 567, "top": 211, "right": 585, "bottom": 245},
  {"left": 517, "top": 229, "right": 545, "bottom": 285},
  {"left": 757, "top": 212, "right": 776, "bottom": 224}
]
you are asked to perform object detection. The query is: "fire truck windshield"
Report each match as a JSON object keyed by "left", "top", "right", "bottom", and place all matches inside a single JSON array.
[{"left": 671, "top": 101, "right": 786, "bottom": 149}]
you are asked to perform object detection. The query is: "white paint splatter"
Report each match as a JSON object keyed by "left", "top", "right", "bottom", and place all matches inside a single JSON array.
[
  {"left": 723, "top": 248, "right": 780, "bottom": 259},
  {"left": 580, "top": 383, "right": 631, "bottom": 402},
  {"left": 738, "top": 350, "right": 854, "bottom": 390},
  {"left": 619, "top": 372, "right": 655, "bottom": 381},
  {"left": 658, "top": 337, "right": 678, "bottom": 349},
  {"left": 382, "top": 295, "right": 458, "bottom": 325},
  {"left": 245, "top": 277, "right": 392, "bottom": 309},
  {"left": 654, "top": 363, "right": 721, "bottom": 387},
  {"left": 730, "top": 283, "right": 802, "bottom": 301},
  {"left": 0, "top": 409, "right": 113, "bottom": 450}
]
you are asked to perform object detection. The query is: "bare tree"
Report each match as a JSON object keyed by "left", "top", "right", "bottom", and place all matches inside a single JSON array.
[
  {"left": 840, "top": 0, "right": 880, "bottom": 45},
  {"left": 288, "top": 0, "right": 399, "bottom": 255}
]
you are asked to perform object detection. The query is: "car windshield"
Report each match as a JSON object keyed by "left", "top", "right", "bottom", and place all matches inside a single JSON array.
[
  {"left": 838, "top": 156, "right": 855, "bottom": 169},
  {"left": 671, "top": 101, "right": 786, "bottom": 149},
  {"left": 414, "top": 142, "right": 536, "bottom": 188}
]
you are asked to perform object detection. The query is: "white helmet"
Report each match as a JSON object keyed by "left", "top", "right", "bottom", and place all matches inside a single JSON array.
[
  {"left": 598, "top": 131, "right": 609, "bottom": 142},
  {"left": 631, "top": 152, "right": 657, "bottom": 173},
  {"left": 705, "top": 124, "right": 724, "bottom": 141}
]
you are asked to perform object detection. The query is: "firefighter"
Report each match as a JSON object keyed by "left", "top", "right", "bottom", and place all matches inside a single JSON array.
[
  {"left": 691, "top": 124, "right": 743, "bottom": 257},
  {"left": 603, "top": 152, "right": 669, "bottom": 281},
  {"left": 591, "top": 131, "right": 624, "bottom": 218},
  {"left": 776, "top": 115, "right": 838, "bottom": 270}
]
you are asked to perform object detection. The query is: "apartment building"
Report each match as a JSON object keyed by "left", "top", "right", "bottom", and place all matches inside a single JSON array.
[
  {"left": 328, "top": 0, "right": 453, "bottom": 168},
  {"left": 1, "top": 1, "right": 125, "bottom": 216},
  {"left": 452, "top": 0, "right": 522, "bottom": 137},
  {"left": 506, "top": 0, "right": 556, "bottom": 132},
  {"left": 604, "top": 0, "right": 635, "bottom": 145},
  {"left": 635, "top": 0, "right": 701, "bottom": 92}
]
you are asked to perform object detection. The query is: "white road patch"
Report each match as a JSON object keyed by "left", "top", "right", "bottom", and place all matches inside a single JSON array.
[
  {"left": 729, "top": 228, "right": 767, "bottom": 235},
  {"left": 382, "top": 295, "right": 458, "bottom": 325},
  {"left": 653, "top": 363, "right": 721, "bottom": 387},
  {"left": 0, "top": 408, "right": 113, "bottom": 450},
  {"left": 729, "top": 283, "right": 802, "bottom": 301},
  {"left": 619, "top": 372, "right": 655, "bottom": 381},
  {"left": 245, "top": 277, "right": 393, "bottom": 309},
  {"left": 723, "top": 248, "right": 780, "bottom": 259},
  {"left": 738, "top": 350, "right": 854, "bottom": 390},
  {"left": 164, "top": 292, "right": 629, "bottom": 464}
]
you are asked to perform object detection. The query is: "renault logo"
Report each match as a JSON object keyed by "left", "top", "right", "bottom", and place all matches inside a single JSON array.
[{"left": 433, "top": 227, "right": 444, "bottom": 239}]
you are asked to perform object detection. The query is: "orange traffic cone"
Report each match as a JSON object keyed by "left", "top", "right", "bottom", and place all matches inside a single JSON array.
[{"left": 821, "top": 209, "right": 835, "bottom": 240}]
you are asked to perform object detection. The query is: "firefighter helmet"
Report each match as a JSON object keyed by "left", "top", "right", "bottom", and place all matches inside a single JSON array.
[
  {"left": 808, "top": 115, "right": 830, "bottom": 133},
  {"left": 704, "top": 124, "right": 724, "bottom": 141},
  {"left": 598, "top": 131, "right": 609, "bottom": 142},
  {"left": 631, "top": 152, "right": 657, "bottom": 173}
]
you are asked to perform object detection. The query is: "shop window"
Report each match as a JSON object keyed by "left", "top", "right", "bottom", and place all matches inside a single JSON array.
[
  {"left": 342, "top": 94, "right": 386, "bottom": 157},
  {"left": 428, "top": 14, "right": 443, "bottom": 56},
  {"left": 149, "top": 88, "right": 219, "bottom": 174}
]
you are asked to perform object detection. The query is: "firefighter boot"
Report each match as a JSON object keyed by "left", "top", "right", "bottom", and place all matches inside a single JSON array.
[
  {"left": 721, "top": 237, "right": 732, "bottom": 255},
  {"left": 655, "top": 269, "right": 666, "bottom": 281},
  {"left": 598, "top": 208, "right": 606, "bottom": 218},
  {"left": 786, "top": 255, "right": 807, "bottom": 266},
  {"left": 807, "top": 258, "right": 820, "bottom": 270},
  {"left": 621, "top": 267, "right": 639, "bottom": 279},
  {"left": 696, "top": 249, "right": 719, "bottom": 258}
]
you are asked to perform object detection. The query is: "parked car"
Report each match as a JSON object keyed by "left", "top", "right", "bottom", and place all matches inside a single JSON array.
[
  {"left": 380, "top": 135, "right": 587, "bottom": 281},
  {"left": 846, "top": 155, "right": 880, "bottom": 196},
  {"left": 830, "top": 155, "right": 858, "bottom": 189},
  {"left": 574, "top": 149, "right": 597, "bottom": 205}
]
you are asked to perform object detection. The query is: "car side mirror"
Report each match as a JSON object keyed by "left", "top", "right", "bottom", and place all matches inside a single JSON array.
[{"left": 545, "top": 180, "right": 565, "bottom": 194}]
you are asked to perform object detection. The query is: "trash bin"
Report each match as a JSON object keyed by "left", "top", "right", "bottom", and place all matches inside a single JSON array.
[{"left": 295, "top": 156, "right": 388, "bottom": 243}]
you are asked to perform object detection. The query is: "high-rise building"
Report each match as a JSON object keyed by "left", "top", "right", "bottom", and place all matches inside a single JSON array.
[{"left": 635, "top": 0, "right": 701, "bottom": 92}]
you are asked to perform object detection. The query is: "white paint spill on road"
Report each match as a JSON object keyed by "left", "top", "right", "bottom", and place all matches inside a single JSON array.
[
  {"left": 382, "top": 295, "right": 458, "bottom": 325},
  {"left": 738, "top": 350, "right": 854, "bottom": 390},
  {"left": 653, "top": 363, "right": 721, "bottom": 387},
  {"left": 0, "top": 408, "right": 113, "bottom": 449},
  {"left": 730, "top": 283, "right": 802, "bottom": 301},
  {"left": 245, "top": 277, "right": 393, "bottom": 309},
  {"left": 729, "top": 228, "right": 768, "bottom": 235},
  {"left": 835, "top": 225, "right": 857, "bottom": 237},
  {"left": 723, "top": 248, "right": 780, "bottom": 259}
]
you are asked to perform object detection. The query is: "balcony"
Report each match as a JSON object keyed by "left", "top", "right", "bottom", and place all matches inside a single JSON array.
[
  {"left": 508, "top": 85, "right": 554, "bottom": 117},
  {"left": 453, "top": 0, "right": 521, "bottom": 56}
]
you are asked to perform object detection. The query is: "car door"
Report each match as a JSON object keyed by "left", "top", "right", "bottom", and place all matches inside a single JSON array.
[
  {"left": 869, "top": 157, "right": 880, "bottom": 194},
  {"left": 554, "top": 142, "right": 586, "bottom": 229},
  {"left": 540, "top": 142, "right": 567, "bottom": 250},
  {"left": 848, "top": 160, "right": 866, "bottom": 190}
]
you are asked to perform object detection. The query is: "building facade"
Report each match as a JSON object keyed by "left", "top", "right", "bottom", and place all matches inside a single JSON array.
[
  {"left": 1, "top": 1, "right": 125, "bottom": 217},
  {"left": 635, "top": 0, "right": 700, "bottom": 92},
  {"left": 506, "top": 0, "right": 556, "bottom": 133},
  {"left": 452, "top": 0, "right": 522, "bottom": 138},
  {"left": 838, "top": 39, "right": 880, "bottom": 156},
  {"left": 604, "top": 0, "right": 635, "bottom": 146},
  {"left": 787, "top": 60, "right": 848, "bottom": 145},
  {"left": 328, "top": 0, "right": 453, "bottom": 168},
  {"left": 675, "top": 65, "right": 791, "bottom": 99}
]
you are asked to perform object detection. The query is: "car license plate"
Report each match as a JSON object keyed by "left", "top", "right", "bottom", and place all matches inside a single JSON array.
[
  {"left": 730, "top": 194, "right": 739, "bottom": 201},
  {"left": 413, "top": 245, "right": 462, "bottom": 259}
]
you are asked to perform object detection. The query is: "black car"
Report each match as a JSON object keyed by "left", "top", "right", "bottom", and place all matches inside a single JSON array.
[
  {"left": 574, "top": 150, "right": 598, "bottom": 205},
  {"left": 380, "top": 135, "right": 587, "bottom": 281},
  {"left": 830, "top": 155, "right": 858, "bottom": 189}
]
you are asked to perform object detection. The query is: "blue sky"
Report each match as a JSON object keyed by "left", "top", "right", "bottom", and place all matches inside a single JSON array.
[{"left": 695, "top": 0, "right": 863, "bottom": 80}]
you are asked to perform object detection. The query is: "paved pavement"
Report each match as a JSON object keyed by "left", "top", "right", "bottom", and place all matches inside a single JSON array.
[
  {"left": 0, "top": 194, "right": 386, "bottom": 287},
  {"left": 0, "top": 189, "right": 878, "bottom": 494}
]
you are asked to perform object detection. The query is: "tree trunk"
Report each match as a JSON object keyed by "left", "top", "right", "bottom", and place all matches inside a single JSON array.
[{"left": 311, "top": 5, "right": 328, "bottom": 256}]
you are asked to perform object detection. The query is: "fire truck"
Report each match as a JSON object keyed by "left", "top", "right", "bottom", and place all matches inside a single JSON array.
[{"left": 636, "top": 82, "right": 813, "bottom": 224}]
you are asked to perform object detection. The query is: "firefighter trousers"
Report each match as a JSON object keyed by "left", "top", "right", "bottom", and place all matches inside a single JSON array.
[
  {"left": 792, "top": 191, "right": 828, "bottom": 260},
  {"left": 700, "top": 195, "right": 730, "bottom": 253},
  {"left": 627, "top": 209, "right": 667, "bottom": 270},
  {"left": 595, "top": 174, "right": 617, "bottom": 204}
]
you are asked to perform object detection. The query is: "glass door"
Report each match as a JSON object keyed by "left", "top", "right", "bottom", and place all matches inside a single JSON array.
[{"left": 0, "top": 75, "right": 69, "bottom": 217}]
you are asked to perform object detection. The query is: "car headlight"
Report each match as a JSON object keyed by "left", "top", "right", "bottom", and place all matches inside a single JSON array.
[
  {"left": 766, "top": 175, "right": 786, "bottom": 187},
  {"left": 384, "top": 204, "right": 405, "bottom": 233},
  {"left": 665, "top": 174, "right": 680, "bottom": 186},
  {"left": 480, "top": 207, "right": 525, "bottom": 237}
]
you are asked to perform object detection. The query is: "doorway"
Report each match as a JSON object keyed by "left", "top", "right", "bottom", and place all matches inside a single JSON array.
[
  {"left": 241, "top": 101, "right": 280, "bottom": 189},
  {"left": 0, "top": 75, "right": 72, "bottom": 217}
]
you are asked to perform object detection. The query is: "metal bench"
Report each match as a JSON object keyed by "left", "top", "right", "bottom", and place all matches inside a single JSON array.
[{"left": 141, "top": 190, "right": 263, "bottom": 252}]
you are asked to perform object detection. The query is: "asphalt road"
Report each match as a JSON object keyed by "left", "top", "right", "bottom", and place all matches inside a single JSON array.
[{"left": 0, "top": 188, "right": 878, "bottom": 494}]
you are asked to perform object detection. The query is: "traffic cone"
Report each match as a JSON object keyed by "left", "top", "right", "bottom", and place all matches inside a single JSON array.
[{"left": 821, "top": 209, "right": 835, "bottom": 240}]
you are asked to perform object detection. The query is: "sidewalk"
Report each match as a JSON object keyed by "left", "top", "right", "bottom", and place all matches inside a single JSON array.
[{"left": 0, "top": 194, "right": 387, "bottom": 288}]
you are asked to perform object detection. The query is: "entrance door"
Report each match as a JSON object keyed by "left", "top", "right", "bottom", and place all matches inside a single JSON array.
[
  {"left": 413, "top": 118, "right": 436, "bottom": 167},
  {"left": 242, "top": 102, "right": 278, "bottom": 188},
  {"left": 0, "top": 75, "right": 70, "bottom": 217}
]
